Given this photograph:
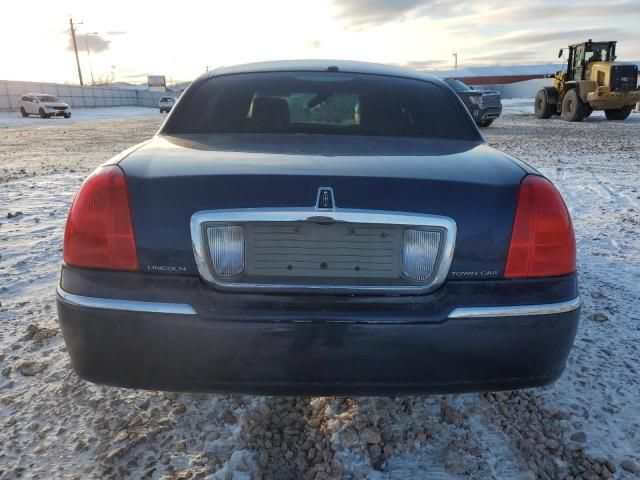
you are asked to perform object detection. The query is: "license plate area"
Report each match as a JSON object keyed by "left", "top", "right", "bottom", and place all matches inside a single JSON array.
[{"left": 245, "top": 222, "right": 403, "bottom": 281}]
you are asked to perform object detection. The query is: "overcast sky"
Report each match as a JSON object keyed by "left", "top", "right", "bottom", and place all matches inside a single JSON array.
[{"left": 2, "top": 0, "right": 639, "bottom": 84}]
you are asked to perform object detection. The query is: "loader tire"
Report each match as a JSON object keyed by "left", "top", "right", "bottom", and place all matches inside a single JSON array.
[
  {"left": 605, "top": 105, "right": 632, "bottom": 121},
  {"left": 534, "top": 89, "right": 554, "bottom": 119},
  {"left": 561, "top": 89, "right": 588, "bottom": 122}
]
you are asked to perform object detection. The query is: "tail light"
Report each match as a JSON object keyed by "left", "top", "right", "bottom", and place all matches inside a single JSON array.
[
  {"left": 64, "top": 165, "right": 138, "bottom": 270},
  {"left": 504, "top": 175, "right": 575, "bottom": 278}
]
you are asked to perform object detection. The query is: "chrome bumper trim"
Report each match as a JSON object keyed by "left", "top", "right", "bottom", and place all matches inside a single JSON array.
[
  {"left": 58, "top": 285, "right": 580, "bottom": 320},
  {"left": 447, "top": 296, "right": 582, "bottom": 319},
  {"left": 56, "top": 286, "right": 197, "bottom": 315}
]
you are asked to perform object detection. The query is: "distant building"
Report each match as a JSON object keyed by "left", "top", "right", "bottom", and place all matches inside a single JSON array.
[{"left": 147, "top": 75, "right": 167, "bottom": 92}]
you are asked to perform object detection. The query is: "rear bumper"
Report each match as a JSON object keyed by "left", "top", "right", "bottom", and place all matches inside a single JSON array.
[
  {"left": 57, "top": 267, "right": 580, "bottom": 395},
  {"left": 587, "top": 90, "right": 640, "bottom": 109},
  {"left": 46, "top": 109, "right": 70, "bottom": 116}
]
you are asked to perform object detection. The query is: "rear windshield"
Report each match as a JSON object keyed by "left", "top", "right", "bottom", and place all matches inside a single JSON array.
[{"left": 168, "top": 72, "right": 476, "bottom": 140}]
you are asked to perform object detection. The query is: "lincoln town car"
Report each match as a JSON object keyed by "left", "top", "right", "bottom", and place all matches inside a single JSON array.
[{"left": 56, "top": 60, "right": 580, "bottom": 395}]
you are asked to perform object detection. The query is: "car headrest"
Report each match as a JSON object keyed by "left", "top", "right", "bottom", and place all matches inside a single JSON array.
[
  {"left": 359, "top": 97, "right": 405, "bottom": 131},
  {"left": 251, "top": 97, "right": 290, "bottom": 128}
]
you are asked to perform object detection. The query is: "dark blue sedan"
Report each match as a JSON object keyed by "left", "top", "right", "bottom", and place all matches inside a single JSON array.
[{"left": 57, "top": 60, "right": 580, "bottom": 395}]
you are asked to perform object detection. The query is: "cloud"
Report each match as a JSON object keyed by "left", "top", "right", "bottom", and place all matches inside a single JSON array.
[
  {"left": 401, "top": 59, "right": 450, "bottom": 70},
  {"left": 490, "top": 1, "right": 640, "bottom": 23},
  {"left": 308, "top": 40, "right": 322, "bottom": 49},
  {"left": 464, "top": 50, "right": 545, "bottom": 64},
  {"left": 333, "top": 0, "right": 640, "bottom": 33},
  {"left": 332, "top": 0, "right": 476, "bottom": 28},
  {"left": 399, "top": 49, "right": 546, "bottom": 69},
  {"left": 463, "top": 27, "right": 638, "bottom": 66},
  {"left": 120, "top": 73, "right": 147, "bottom": 80},
  {"left": 483, "top": 27, "right": 625, "bottom": 48},
  {"left": 457, "top": 24, "right": 640, "bottom": 66},
  {"left": 116, "top": 70, "right": 150, "bottom": 83},
  {"left": 66, "top": 33, "right": 111, "bottom": 53}
]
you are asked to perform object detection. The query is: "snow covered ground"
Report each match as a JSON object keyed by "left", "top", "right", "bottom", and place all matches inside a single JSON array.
[
  {"left": 0, "top": 109, "right": 161, "bottom": 185},
  {"left": 0, "top": 105, "right": 639, "bottom": 479},
  {"left": 0, "top": 106, "right": 160, "bottom": 129}
]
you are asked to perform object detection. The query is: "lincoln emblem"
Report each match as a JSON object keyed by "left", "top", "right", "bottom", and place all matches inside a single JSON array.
[{"left": 316, "top": 187, "right": 335, "bottom": 210}]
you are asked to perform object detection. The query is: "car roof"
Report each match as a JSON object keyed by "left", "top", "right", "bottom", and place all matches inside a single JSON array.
[{"left": 207, "top": 59, "right": 440, "bottom": 84}]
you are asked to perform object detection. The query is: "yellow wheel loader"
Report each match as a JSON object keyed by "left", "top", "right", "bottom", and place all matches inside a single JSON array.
[{"left": 535, "top": 40, "right": 640, "bottom": 122}]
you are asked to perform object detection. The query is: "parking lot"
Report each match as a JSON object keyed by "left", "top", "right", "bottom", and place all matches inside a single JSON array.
[{"left": 1, "top": 106, "right": 639, "bottom": 479}]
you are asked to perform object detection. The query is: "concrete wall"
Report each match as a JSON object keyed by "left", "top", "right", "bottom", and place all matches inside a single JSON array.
[{"left": 0, "top": 79, "right": 174, "bottom": 111}]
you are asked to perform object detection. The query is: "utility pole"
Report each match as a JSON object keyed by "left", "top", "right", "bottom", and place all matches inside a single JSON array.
[
  {"left": 69, "top": 16, "right": 83, "bottom": 85},
  {"left": 452, "top": 53, "right": 458, "bottom": 71}
]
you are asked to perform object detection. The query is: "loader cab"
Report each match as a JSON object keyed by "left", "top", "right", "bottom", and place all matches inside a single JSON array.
[{"left": 561, "top": 40, "right": 617, "bottom": 81}]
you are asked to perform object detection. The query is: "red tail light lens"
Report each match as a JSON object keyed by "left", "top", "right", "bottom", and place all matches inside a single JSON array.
[
  {"left": 504, "top": 175, "right": 575, "bottom": 278},
  {"left": 64, "top": 165, "right": 138, "bottom": 270}
]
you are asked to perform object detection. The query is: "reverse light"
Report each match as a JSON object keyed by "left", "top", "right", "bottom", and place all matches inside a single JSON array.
[
  {"left": 504, "top": 175, "right": 575, "bottom": 278},
  {"left": 206, "top": 225, "right": 245, "bottom": 277},
  {"left": 64, "top": 165, "right": 138, "bottom": 270},
  {"left": 402, "top": 229, "right": 442, "bottom": 281}
]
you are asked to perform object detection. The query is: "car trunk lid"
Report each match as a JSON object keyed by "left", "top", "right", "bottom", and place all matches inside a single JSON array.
[{"left": 119, "top": 134, "right": 526, "bottom": 285}]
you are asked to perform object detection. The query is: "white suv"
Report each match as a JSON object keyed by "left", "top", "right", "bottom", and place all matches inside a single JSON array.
[
  {"left": 19, "top": 94, "right": 71, "bottom": 119},
  {"left": 159, "top": 96, "right": 176, "bottom": 113}
]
